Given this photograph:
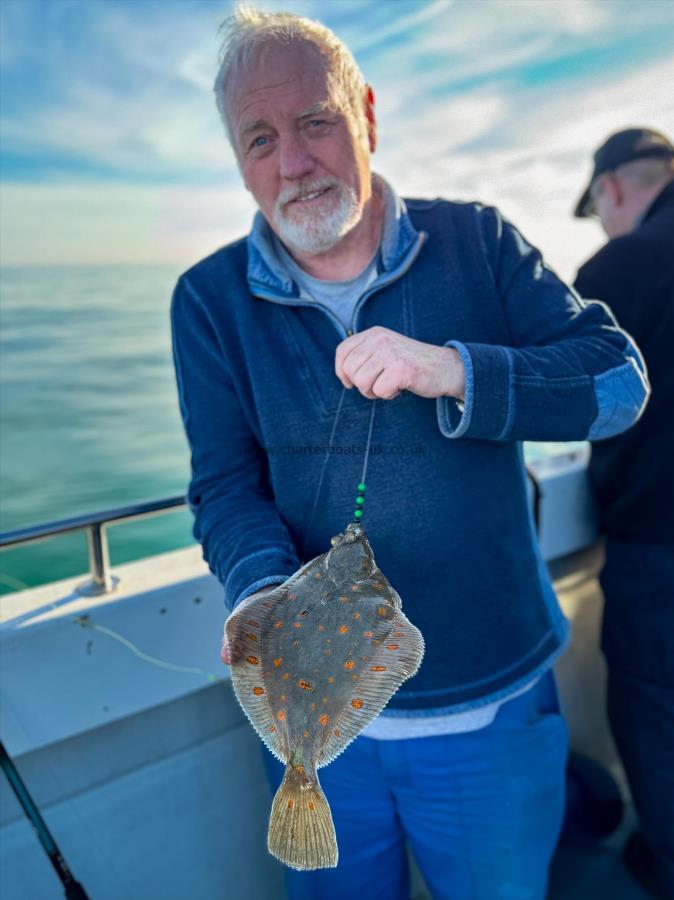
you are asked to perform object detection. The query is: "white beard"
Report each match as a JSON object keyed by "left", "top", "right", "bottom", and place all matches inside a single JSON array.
[{"left": 272, "top": 179, "right": 361, "bottom": 254}]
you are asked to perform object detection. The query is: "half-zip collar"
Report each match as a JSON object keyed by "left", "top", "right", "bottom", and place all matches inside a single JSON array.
[{"left": 246, "top": 173, "right": 427, "bottom": 336}]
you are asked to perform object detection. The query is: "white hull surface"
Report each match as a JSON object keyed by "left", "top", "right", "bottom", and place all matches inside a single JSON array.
[{"left": 0, "top": 454, "right": 641, "bottom": 899}]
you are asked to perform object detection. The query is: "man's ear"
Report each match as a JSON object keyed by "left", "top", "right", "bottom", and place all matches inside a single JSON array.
[
  {"left": 364, "top": 85, "right": 377, "bottom": 153},
  {"left": 605, "top": 173, "right": 623, "bottom": 208}
]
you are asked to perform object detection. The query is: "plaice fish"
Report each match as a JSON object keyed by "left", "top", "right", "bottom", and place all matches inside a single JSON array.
[{"left": 225, "top": 522, "right": 425, "bottom": 871}]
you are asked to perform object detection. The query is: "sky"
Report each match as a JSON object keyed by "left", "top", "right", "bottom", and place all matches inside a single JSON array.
[{"left": 1, "top": 0, "right": 673, "bottom": 281}]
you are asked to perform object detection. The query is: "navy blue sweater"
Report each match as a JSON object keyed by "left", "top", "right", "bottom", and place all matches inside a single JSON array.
[{"left": 170, "top": 187, "right": 648, "bottom": 714}]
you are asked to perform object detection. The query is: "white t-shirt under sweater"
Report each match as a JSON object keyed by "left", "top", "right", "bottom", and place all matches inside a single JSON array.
[{"left": 275, "top": 237, "right": 539, "bottom": 739}]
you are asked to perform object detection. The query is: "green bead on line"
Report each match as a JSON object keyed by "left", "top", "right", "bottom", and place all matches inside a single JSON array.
[
  {"left": 354, "top": 509, "right": 363, "bottom": 519},
  {"left": 357, "top": 483, "right": 366, "bottom": 493},
  {"left": 356, "top": 496, "right": 365, "bottom": 506}
]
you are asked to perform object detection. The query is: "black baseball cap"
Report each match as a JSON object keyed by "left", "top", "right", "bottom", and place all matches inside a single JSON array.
[{"left": 574, "top": 127, "right": 674, "bottom": 218}]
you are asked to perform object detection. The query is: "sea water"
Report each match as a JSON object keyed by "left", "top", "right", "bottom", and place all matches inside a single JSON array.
[{"left": 0, "top": 264, "right": 585, "bottom": 595}]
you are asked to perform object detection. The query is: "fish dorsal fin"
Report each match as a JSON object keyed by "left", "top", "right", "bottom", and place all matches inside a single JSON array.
[
  {"left": 226, "top": 587, "right": 291, "bottom": 763},
  {"left": 316, "top": 601, "right": 424, "bottom": 768}
]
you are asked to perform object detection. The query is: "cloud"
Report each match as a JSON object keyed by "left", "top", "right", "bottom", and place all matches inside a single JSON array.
[
  {"left": 349, "top": 0, "right": 455, "bottom": 54},
  {"left": 375, "top": 53, "right": 674, "bottom": 280},
  {"left": 1, "top": 0, "right": 673, "bottom": 272}
]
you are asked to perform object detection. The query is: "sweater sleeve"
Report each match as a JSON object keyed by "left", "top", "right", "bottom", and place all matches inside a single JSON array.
[
  {"left": 170, "top": 275, "right": 300, "bottom": 611},
  {"left": 436, "top": 207, "right": 650, "bottom": 442}
]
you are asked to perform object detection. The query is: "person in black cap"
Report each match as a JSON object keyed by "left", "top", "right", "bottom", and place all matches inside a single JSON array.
[{"left": 574, "top": 127, "right": 674, "bottom": 898}]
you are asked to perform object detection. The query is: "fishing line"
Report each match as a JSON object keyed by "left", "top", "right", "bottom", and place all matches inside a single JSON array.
[
  {"left": 300, "top": 386, "right": 347, "bottom": 563},
  {"left": 74, "top": 616, "right": 220, "bottom": 682},
  {"left": 300, "top": 393, "right": 377, "bottom": 564},
  {"left": 359, "top": 397, "right": 377, "bottom": 488}
]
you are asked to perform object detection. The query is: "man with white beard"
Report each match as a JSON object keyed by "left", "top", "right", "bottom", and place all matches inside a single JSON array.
[{"left": 170, "top": 8, "right": 648, "bottom": 899}]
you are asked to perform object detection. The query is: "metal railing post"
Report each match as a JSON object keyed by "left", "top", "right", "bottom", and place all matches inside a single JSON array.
[
  {"left": 77, "top": 523, "right": 118, "bottom": 596},
  {"left": 0, "top": 495, "right": 187, "bottom": 598}
]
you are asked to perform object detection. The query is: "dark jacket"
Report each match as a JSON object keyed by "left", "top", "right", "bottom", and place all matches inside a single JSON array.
[
  {"left": 171, "top": 186, "right": 647, "bottom": 713},
  {"left": 575, "top": 180, "right": 674, "bottom": 543}
]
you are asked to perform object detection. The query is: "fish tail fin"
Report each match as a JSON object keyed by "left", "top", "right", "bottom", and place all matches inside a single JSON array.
[{"left": 268, "top": 763, "right": 338, "bottom": 870}]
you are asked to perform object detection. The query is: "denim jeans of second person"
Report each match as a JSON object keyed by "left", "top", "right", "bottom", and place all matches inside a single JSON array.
[{"left": 261, "top": 669, "right": 568, "bottom": 900}]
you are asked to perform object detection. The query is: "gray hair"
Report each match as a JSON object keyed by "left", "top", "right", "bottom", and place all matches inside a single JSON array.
[
  {"left": 616, "top": 156, "right": 674, "bottom": 190},
  {"left": 213, "top": 5, "right": 367, "bottom": 154}
]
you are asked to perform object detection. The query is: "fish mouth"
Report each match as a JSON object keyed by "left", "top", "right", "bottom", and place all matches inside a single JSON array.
[{"left": 330, "top": 523, "right": 364, "bottom": 548}]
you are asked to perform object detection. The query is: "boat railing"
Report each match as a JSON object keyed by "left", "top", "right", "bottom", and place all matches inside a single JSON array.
[{"left": 0, "top": 495, "right": 188, "bottom": 596}]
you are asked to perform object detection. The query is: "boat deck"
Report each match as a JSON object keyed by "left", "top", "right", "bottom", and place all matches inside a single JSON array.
[{"left": 0, "top": 540, "right": 654, "bottom": 899}]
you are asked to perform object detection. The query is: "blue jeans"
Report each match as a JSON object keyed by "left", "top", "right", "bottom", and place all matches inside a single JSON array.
[
  {"left": 600, "top": 539, "right": 674, "bottom": 897},
  {"left": 261, "top": 669, "right": 568, "bottom": 900}
]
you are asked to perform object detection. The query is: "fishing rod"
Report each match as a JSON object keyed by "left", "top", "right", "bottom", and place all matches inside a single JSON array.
[{"left": 0, "top": 739, "right": 90, "bottom": 900}]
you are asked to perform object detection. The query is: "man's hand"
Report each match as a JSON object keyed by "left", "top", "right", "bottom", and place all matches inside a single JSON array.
[
  {"left": 220, "top": 587, "right": 279, "bottom": 665},
  {"left": 335, "top": 326, "right": 465, "bottom": 401},
  {"left": 220, "top": 627, "right": 233, "bottom": 665}
]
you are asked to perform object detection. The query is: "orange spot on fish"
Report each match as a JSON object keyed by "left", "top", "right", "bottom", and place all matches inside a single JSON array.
[
  {"left": 273, "top": 658, "right": 283, "bottom": 667},
  {"left": 282, "top": 673, "right": 290, "bottom": 680},
  {"left": 269, "top": 725, "right": 276, "bottom": 733},
  {"left": 351, "top": 698, "right": 364, "bottom": 709},
  {"left": 246, "top": 656, "right": 259, "bottom": 665},
  {"left": 344, "top": 660, "right": 355, "bottom": 670},
  {"left": 314, "top": 572, "right": 321, "bottom": 579},
  {"left": 252, "top": 687, "right": 264, "bottom": 695},
  {"left": 369, "top": 666, "right": 387, "bottom": 672},
  {"left": 386, "top": 644, "right": 399, "bottom": 650},
  {"left": 340, "top": 595, "right": 349, "bottom": 603},
  {"left": 245, "top": 633, "right": 257, "bottom": 642},
  {"left": 363, "top": 631, "right": 374, "bottom": 638},
  {"left": 333, "top": 729, "right": 341, "bottom": 737},
  {"left": 374, "top": 583, "right": 384, "bottom": 591},
  {"left": 247, "top": 620, "right": 260, "bottom": 627},
  {"left": 352, "top": 675, "right": 359, "bottom": 680},
  {"left": 298, "top": 680, "right": 313, "bottom": 691},
  {"left": 338, "top": 625, "right": 348, "bottom": 634},
  {"left": 353, "top": 612, "right": 361, "bottom": 620},
  {"left": 318, "top": 714, "right": 329, "bottom": 725},
  {"left": 277, "top": 710, "right": 286, "bottom": 721},
  {"left": 350, "top": 584, "right": 359, "bottom": 592},
  {"left": 393, "top": 631, "right": 405, "bottom": 637},
  {"left": 293, "top": 622, "right": 302, "bottom": 629},
  {"left": 372, "top": 639, "right": 382, "bottom": 645},
  {"left": 308, "top": 802, "right": 315, "bottom": 811},
  {"left": 304, "top": 730, "right": 310, "bottom": 738},
  {"left": 377, "top": 607, "right": 387, "bottom": 616},
  {"left": 262, "top": 602, "right": 274, "bottom": 609},
  {"left": 327, "top": 676, "right": 335, "bottom": 684},
  {"left": 274, "top": 621, "right": 283, "bottom": 629},
  {"left": 280, "top": 694, "right": 286, "bottom": 701},
  {"left": 294, "top": 764, "right": 305, "bottom": 774},
  {"left": 287, "top": 799, "right": 294, "bottom": 810},
  {"left": 311, "top": 703, "right": 317, "bottom": 711}
]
